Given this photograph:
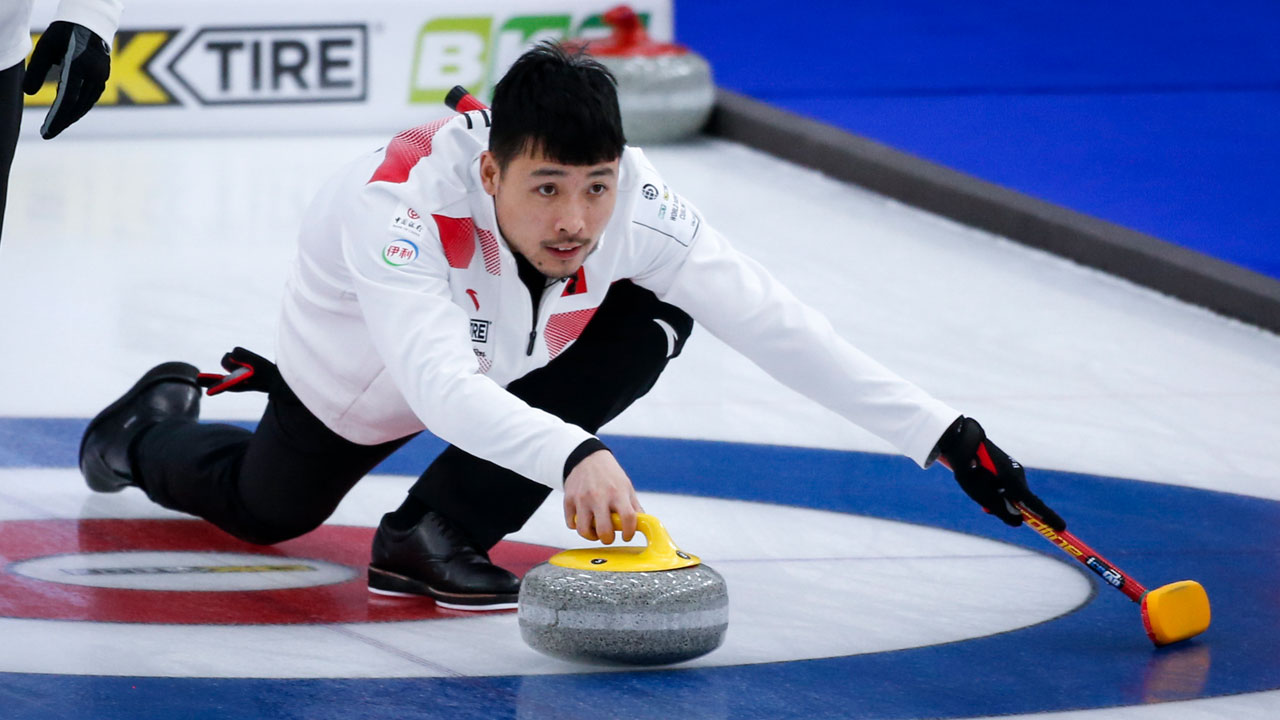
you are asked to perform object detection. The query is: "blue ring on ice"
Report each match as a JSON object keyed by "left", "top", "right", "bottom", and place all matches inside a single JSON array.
[{"left": 1, "top": 419, "right": 1276, "bottom": 720}]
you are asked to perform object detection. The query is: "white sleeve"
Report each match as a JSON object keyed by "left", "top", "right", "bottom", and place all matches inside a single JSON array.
[
  {"left": 54, "top": 0, "right": 123, "bottom": 43},
  {"left": 658, "top": 223, "right": 961, "bottom": 467},
  {"left": 342, "top": 182, "right": 593, "bottom": 489}
]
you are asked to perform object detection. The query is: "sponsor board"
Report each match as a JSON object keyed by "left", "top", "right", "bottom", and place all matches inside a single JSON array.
[
  {"left": 19, "top": 1, "right": 673, "bottom": 137},
  {"left": 169, "top": 25, "right": 367, "bottom": 105},
  {"left": 25, "top": 24, "right": 367, "bottom": 109},
  {"left": 409, "top": 12, "right": 652, "bottom": 107}
]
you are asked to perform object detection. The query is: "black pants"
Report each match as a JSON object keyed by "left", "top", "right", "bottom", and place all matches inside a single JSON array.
[
  {"left": 0, "top": 61, "right": 24, "bottom": 245},
  {"left": 134, "top": 281, "right": 692, "bottom": 548}
]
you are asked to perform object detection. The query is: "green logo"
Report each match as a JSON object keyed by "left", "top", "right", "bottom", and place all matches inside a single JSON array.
[{"left": 409, "top": 13, "right": 649, "bottom": 105}]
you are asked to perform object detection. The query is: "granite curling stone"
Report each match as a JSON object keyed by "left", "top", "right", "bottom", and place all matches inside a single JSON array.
[
  {"left": 564, "top": 5, "right": 715, "bottom": 145},
  {"left": 518, "top": 513, "right": 728, "bottom": 665}
]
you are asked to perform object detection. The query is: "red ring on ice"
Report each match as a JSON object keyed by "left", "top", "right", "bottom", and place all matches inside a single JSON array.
[{"left": 0, "top": 519, "right": 557, "bottom": 625}]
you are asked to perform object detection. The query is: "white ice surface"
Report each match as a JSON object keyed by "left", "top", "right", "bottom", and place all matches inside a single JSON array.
[{"left": 2, "top": 136, "right": 1277, "bottom": 500}]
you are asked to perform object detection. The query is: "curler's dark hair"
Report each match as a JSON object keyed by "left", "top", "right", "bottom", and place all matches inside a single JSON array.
[{"left": 489, "top": 41, "right": 625, "bottom": 170}]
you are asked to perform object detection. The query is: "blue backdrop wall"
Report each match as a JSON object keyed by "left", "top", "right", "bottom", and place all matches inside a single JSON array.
[{"left": 675, "top": 1, "right": 1280, "bottom": 281}]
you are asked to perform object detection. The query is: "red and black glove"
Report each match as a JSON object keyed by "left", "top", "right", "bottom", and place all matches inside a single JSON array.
[
  {"left": 23, "top": 21, "right": 111, "bottom": 139},
  {"left": 935, "top": 417, "right": 1065, "bottom": 531},
  {"left": 196, "top": 347, "right": 281, "bottom": 396}
]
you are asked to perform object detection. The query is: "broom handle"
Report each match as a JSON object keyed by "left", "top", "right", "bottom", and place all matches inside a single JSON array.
[
  {"left": 1016, "top": 502, "right": 1148, "bottom": 602},
  {"left": 936, "top": 454, "right": 1151, "bottom": 602}
]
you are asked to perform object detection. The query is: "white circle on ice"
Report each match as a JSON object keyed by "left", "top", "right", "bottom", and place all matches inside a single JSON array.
[
  {"left": 0, "top": 470, "right": 1092, "bottom": 679},
  {"left": 10, "top": 552, "right": 356, "bottom": 592}
]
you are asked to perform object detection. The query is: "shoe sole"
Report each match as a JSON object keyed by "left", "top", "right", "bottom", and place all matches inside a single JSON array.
[
  {"left": 79, "top": 361, "right": 200, "bottom": 493},
  {"left": 367, "top": 566, "right": 519, "bottom": 611}
]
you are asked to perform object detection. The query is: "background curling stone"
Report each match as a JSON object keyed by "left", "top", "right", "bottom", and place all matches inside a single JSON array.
[
  {"left": 518, "top": 513, "right": 728, "bottom": 665},
  {"left": 565, "top": 5, "right": 716, "bottom": 145}
]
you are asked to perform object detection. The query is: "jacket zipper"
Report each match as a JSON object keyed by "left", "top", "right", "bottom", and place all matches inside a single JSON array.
[
  {"left": 526, "top": 280, "right": 546, "bottom": 356},
  {"left": 525, "top": 278, "right": 567, "bottom": 356}
]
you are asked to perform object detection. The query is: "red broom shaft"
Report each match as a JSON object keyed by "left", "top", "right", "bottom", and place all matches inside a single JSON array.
[
  {"left": 936, "top": 456, "right": 1154, "bottom": 606},
  {"left": 1019, "top": 505, "right": 1148, "bottom": 602}
]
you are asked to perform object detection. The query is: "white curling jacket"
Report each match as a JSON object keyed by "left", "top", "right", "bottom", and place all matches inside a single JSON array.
[
  {"left": 2, "top": 0, "right": 124, "bottom": 69},
  {"left": 277, "top": 112, "right": 960, "bottom": 489}
]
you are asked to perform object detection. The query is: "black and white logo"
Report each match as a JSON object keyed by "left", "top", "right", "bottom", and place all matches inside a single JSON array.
[
  {"left": 168, "top": 25, "right": 367, "bottom": 105},
  {"left": 642, "top": 184, "right": 659, "bottom": 200},
  {"left": 470, "top": 319, "right": 491, "bottom": 343},
  {"left": 391, "top": 208, "right": 425, "bottom": 238}
]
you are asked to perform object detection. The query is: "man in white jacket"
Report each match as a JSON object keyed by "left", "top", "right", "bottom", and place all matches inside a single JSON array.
[
  {"left": 80, "top": 43, "right": 1064, "bottom": 610},
  {"left": 1, "top": 0, "right": 122, "bottom": 242}
]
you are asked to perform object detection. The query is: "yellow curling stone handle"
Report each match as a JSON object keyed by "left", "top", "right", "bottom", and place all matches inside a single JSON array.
[{"left": 550, "top": 513, "right": 701, "bottom": 572}]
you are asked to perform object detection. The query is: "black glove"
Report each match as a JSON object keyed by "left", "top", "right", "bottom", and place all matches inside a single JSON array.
[
  {"left": 196, "top": 347, "right": 282, "bottom": 396},
  {"left": 22, "top": 21, "right": 111, "bottom": 139},
  {"left": 936, "top": 416, "right": 1065, "bottom": 531}
]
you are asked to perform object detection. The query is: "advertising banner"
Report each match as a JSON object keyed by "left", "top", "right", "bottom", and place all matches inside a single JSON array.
[{"left": 21, "top": 0, "right": 673, "bottom": 138}]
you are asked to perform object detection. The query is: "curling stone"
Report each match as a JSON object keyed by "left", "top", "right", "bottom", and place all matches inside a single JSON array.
[
  {"left": 518, "top": 513, "right": 728, "bottom": 665},
  {"left": 565, "top": 5, "right": 715, "bottom": 144}
]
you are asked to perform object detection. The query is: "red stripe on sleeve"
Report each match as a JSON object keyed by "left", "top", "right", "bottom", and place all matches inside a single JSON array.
[{"left": 368, "top": 117, "right": 451, "bottom": 185}]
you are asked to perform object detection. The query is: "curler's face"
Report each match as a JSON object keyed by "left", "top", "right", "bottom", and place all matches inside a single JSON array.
[{"left": 482, "top": 148, "right": 619, "bottom": 279}]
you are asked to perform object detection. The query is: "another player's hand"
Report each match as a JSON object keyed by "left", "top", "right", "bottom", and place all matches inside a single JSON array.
[
  {"left": 936, "top": 416, "right": 1065, "bottom": 531},
  {"left": 23, "top": 21, "right": 111, "bottom": 139},
  {"left": 195, "top": 347, "right": 282, "bottom": 395},
  {"left": 563, "top": 450, "right": 644, "bottom": 545}
]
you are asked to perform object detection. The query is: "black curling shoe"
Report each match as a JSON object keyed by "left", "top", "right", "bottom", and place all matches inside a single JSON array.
[
  {"left": 369, "top": 511, "right": 520, "bottom": 610},
  {"left": 78, "top": 362, "right": 201, "bottom": 493}
]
